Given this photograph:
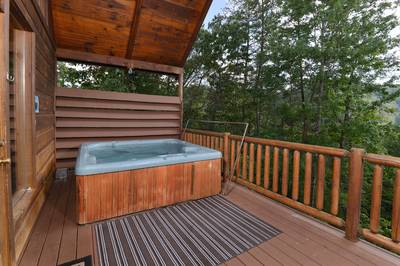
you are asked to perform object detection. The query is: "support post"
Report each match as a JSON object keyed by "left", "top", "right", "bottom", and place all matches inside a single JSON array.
[
  {"left": 223, "top": 133, "right": 230, "bottom": 182},
  {"left": 178, "top": 72, "right": 184, "bottom": 139},
  {"left": 14, "top": 30, "right": 35, "bottom": 189},
  {"left": 345, "top": 148, "right": 365, "bottom": 241}
]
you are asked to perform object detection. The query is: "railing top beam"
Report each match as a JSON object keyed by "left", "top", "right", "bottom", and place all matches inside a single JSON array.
[
  {"left": 229, "top": 135, "right": 349, "bottom": 158},
  {"left": 364, "top": 153, "right": 400, "bottom": 168}
]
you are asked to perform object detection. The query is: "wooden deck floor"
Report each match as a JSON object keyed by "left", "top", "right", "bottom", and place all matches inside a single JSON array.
[{"left": 19, "top": 176, "right": 400, "bottom": 266}]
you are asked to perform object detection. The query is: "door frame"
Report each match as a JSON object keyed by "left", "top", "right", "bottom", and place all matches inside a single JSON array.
[{"left": 0, "top": 0, "right": 16, "bottom": 265}]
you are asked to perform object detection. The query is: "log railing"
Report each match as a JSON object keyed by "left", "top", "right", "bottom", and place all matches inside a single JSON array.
[
  {"left": 182, "top": 129, "right": 400, "bottom": 254},
  {"left": 360, "top": 153, "right": 400, "bottom": 253},
  {"left": 228, "top": 134, "right": 348, "bottom": 229}
]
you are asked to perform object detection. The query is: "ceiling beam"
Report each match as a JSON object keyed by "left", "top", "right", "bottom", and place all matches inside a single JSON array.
[
  {"left": 56, "top": 48, "right": 183, "bottom": 75},
  {"left": 180, "top": 0, "right": 212, "bottom": 66},
  {"left": 125, "top": 0, "right": 143, "bottom": 59}
]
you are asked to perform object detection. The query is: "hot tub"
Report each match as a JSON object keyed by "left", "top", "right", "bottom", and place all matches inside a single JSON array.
[{"left": 76, "top": 139, "right": 222, "bottom": 224}]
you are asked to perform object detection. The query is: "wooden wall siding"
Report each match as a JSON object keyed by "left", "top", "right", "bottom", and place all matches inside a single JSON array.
[
  {"left": 6, "top": 0, "right": 57, "bottom": 263},
  {"left": 77, "top": 159, "right": 221, "bottom": 224},
  {"left": 55, "top": 87, "right": 182, "bottom": 169},
  {"left": 51, "top": 0, "right": 212, "bottom": 67}
]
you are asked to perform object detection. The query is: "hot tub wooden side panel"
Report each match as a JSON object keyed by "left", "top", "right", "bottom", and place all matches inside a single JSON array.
[{"left": 76, "top": 159, "right": 221, "bottom": 224}]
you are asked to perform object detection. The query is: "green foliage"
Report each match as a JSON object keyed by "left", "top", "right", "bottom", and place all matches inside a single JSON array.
[
  {"left": 57, "top": 62, "right": 178, "bottom": 96},
  {"left": 183, "top": 0, "right": 400, "bottom": 237}
]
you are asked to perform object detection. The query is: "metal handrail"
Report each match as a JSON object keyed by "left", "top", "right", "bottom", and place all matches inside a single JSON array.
[{"left": 182, "top": 119, "right": 249, "bottom": 195}]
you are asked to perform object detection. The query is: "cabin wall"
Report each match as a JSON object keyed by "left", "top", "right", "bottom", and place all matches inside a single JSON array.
[
  {"left": 55, "top": 87, "right": 182, "bottom": 168},
  {"left": 9, "top": 0, "right": 56, "bottom": 261}
]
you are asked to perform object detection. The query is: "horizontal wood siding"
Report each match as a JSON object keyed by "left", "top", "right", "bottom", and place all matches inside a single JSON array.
[
  {"left": 9, "top": 0, "right": 57, "bottom": 262},
  {"left": 55, "top": 87, "right": 182, "bottom": 168}
]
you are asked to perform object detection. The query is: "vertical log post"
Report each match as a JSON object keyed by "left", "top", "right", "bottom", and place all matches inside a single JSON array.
[
  {"left": 223, "top": 133, "right": 230, "bottom": 181},
  {"left": 392, "top": 169, "right": 400, "bottom": 242},
  {"left": 370, "top": 164, "right": 383, "bottom": 233},
  {"left": 345, "top": 148, "right": 365, "bottom": 241}
]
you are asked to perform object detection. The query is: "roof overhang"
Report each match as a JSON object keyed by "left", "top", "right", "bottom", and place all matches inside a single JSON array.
[{"left": 51, "top": 0, "right": 212, "bottom": 75}]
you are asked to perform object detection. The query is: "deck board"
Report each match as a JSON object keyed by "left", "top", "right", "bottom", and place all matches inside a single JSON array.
[
  {"left": 18, "top": 181, "right": 63, "bottom": 266},
  {"left": 57, "top": 176, "right": 78, "bottom": 264},
  {"left": 38, "top": 178, "right": 72, "bottom": 266},
  {"left": 19, "top": 176, "right": 400, "bottom": 266}
]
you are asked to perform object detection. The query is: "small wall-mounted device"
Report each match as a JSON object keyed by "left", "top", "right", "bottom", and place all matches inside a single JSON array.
[{"left": 34, "top": 95, "right": 39, "bottom": 113}]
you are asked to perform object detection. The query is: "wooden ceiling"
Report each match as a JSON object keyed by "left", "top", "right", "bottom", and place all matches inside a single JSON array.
[{"left": 51, "top": 0, "right": 212, "bottom": 68}]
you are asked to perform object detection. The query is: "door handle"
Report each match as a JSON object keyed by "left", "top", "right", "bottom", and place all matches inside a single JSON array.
[{"left": 0, "top": 158, "right": 11, "bottom": 164}]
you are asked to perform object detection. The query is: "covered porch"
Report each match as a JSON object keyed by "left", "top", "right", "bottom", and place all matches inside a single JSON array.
[{"left": 0, "top": 0, "right": 400, "bottom": 265}]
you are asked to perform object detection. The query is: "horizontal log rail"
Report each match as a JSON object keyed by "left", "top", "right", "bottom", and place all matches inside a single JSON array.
[
  {"left": 229, "top": 135, "right": 349, "bottom": 157},
  {"left": 183, "top": 128, "right": 400, "bottom": 254}
]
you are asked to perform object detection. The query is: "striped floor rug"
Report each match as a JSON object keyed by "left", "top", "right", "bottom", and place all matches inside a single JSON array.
[{"left": 94, "top": 196, "right": 280, "bottom": 266}]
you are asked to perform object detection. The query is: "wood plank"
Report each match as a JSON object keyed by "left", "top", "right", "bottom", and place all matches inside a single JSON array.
[
  {"left": 126, "top": 0, "right": 142, "bottom": 59},
  {"left": 180, "top": 0, "right": 212, "bottom": 66},
  {"left": 56, "top": 128, "right": 180, "bottom": 138},
  {"left": 247, "top": 246, "right": 281, "bottom": 266},
  {"left": 56, "top": 118, "right": 180, "bottom": 128},
  {"left": 258, "top": 241, "right": 300, "bottom": 266},
  {"left": 269, "top": 237, "right": 321, "bottom": 266},
  {"left": 56, "top": 48, "right": 183, "bottom": 75},
  {"left": 56, "top": 108, "right": 180, "bottom": 120},
  {"left": 38, "top": 179, "right": 71, "bottom": 266},
  {"left": 236, "top": 251, "right": 263, "bottom": 266},
  {"left": 19, "top": 181, "right": 62, "bottom": 266},
  {"left": 225, "top": 257, "right": 244, "bottom": 266},
  {"left": 56, "top": 87, "right": 180, "bottom": 104},
  {"left": 57, "top": 177, "right": 78, "bottom": 264},
  {"left": 56, "top": 97, "right": 180, "bottom": 111},
  {"left": 76, "top": 225, "right": 93, "bottom": 259}
]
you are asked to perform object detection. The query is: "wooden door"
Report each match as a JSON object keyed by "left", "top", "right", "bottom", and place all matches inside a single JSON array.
[{"left": 0, "top": 1, "right": 16, "bottom": 265}]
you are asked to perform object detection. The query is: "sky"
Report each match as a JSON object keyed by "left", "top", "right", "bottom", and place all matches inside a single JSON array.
[{"left": 203, "top": 0, "right": 228, "bottom": 26}]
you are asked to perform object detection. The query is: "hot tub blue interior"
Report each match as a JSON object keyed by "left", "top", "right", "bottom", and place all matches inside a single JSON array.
[{"left": 75, "top": 139, "right": 222, "bottom": 176}]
